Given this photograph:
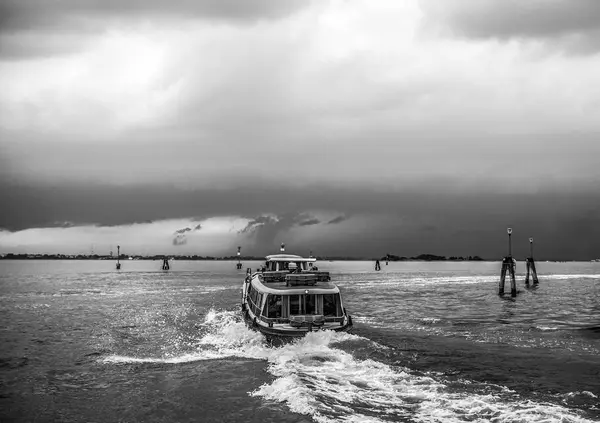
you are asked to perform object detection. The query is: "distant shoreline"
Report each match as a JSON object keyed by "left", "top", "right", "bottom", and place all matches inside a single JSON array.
[{"left": 0, "top": 253, "right": 593, "bottom": 262}]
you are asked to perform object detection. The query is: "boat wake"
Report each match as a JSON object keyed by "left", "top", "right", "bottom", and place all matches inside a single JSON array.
[{"left": 102, "top": 309, "right": 596, "bottom": 423}]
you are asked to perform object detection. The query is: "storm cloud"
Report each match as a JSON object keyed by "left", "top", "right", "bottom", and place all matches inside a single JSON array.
[
  {"left": 421, "top": 0, "right": 600, "bottom": 52},
  {"left": 0, "top": 0, "right": 307, "bottom": 59},
  {"left": 328, "top": 216, "right": 348, "bottom": 225},
  {"left": 2, "top": 1, "right": 600, "bottom": 260},
  {"left": 1, "top": 180, "right": 599, "bottom": 259},
  {"left": 0, "top": 0, "right": 306, "bottom": 32}
]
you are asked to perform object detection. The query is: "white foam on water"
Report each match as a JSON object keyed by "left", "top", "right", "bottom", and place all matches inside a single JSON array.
[
  {"left": 354, "top": 275, "right": 500, "bottom": 289},
  {"left": 103, "top": 309, "right": 595, "bottom": 423},
  {"left": 252, "top": 332, "right": 595, "bottom": 422},
  {"left": 543, "top": 274, "right": 600, "bottom": 280},
  {"left": 535, "top": 326, "right": 560, "bottom": 332},
  {"left": 565, "top": 391, "right": 598, "bottom": 399},
  {"left": 353, "top": 273, "right": 600, "bottom": 290},
  {"left": 419, "top": 317, "right": 442, "bottom": 324}
]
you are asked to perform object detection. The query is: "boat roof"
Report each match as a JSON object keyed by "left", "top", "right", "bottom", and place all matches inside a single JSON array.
[
  {"left": 265, "top": 254, "right": 316, "bottom": 262},
  {"left": 252, "top": 276, "right": 339, "bottom": 295}
]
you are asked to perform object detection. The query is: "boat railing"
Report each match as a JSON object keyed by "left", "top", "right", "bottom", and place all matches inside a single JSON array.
[
  {"left": 259, "top": 271, "right": 288, "bottom": 283},
  {"left": 258, "top": 271, "right": 331, "bottom": 284},
  {"left": 286, "top": 274, "right": 318, "bottom": 286},
  {"left": 309, "top": 271, "right": 331, "bottom": 281}
]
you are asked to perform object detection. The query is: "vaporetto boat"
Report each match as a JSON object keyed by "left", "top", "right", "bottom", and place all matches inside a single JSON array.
[{"left": 241, "top": 253, "right": 353, "bottom": 341}]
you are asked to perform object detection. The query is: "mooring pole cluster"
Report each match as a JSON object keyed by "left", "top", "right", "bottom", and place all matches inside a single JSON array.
[
  {"left": 525, "top": 237, "right": 539, "bottom": 285},
  {"left": 236, "top": 246, "right": 242, "bottom": 269},
  {"left": 499, "top": 228, "right": 517, "bottom": 297},
  {"left": 499, "top": 229, "right": 541, "bottom": 297},
  {"left": 162, "top": 256, "right": 170, "bottom": 271}
]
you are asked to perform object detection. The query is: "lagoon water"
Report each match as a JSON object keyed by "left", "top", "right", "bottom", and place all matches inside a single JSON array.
[{"left": 1, "top": 260, "right": 599, "bottom": 422}]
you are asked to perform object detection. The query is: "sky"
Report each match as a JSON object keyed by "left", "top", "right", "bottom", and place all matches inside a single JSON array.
[{"left": 1, "top": 0, "right": 600, "bottom": 259}]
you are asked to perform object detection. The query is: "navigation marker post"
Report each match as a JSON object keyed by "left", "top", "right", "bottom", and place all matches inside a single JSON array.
[
  {"left": 499, "top": 228, "right": 517, "bottom": 297},
  {"left": 116, "top": 245, "right": 121, "bottom": 270},
  {"left": 236, "top": 246, "right": 243, "bottom": 270}
]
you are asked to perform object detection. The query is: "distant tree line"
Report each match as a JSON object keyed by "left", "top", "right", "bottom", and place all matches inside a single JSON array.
[{"left": 381, "top": 254, "right": 484, "bottom": 261}]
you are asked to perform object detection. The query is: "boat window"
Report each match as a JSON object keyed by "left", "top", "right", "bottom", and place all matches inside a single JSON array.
[
  {"left": 265, "top": 294, "right": 282, "bottom": 318},
  {"left": 289, "top": 295, "right": 301, "bottom": 315},
  {"left": 323, "top": 294, "right": 339, "bottom": 316},
  {"left": 257, "top": 292, "right": 264, "bottom": 315},
  {"left": 247, "top": 284, "right": 264, "bottom": 316},
  {"left": 305, "top": 294, "right": 317, "bottom": 315}
]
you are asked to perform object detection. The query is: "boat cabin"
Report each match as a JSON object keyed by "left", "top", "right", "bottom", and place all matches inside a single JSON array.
[{"left": 246, "top": 282, "right": 345, "bottom": 326}]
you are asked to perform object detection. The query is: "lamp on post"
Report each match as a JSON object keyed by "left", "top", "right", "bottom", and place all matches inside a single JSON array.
[{"left": 529, "top": 237, "right": 534, "bottom": 258}]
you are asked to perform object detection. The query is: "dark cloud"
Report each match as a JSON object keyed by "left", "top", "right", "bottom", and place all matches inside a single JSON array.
[
  {"left": 172, "top": 223, "right": 201, "bottom": 245},
  {"left": 1, "top": 180, "right": 600, "bottom": 259},
  {"left": 0, "top": 0, "right": 308, "bottom": 59},
  {"left": 298, "top": 218, "right": 320, "bottom": 226},
  {"left": 239, "top": 216, "right": 277, "bottom": 234},
  {"left": 241, "top": 213, "right": 306, "bottom": 252},
  {"left": 237, "top": 212, "right": 321, "bottom": 251},
  {"left": 422, "top": 0, "right": 600, "bottom": 49},
  {"left": 0, "top": 0, "right": 307, "bottom": 33},
  {"left": 327, "top": 215, "right": 348, "bottom": 225},
  {"left": 172, "top": 234, "right": 187, "bottom": 246}
]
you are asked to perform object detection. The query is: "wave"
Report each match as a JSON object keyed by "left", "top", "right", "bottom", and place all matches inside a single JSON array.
[{"left": 103, "top": 309, "right": 596, "bottom": 423}]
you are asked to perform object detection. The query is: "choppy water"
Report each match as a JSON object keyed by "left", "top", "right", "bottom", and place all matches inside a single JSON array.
[{"left": 1, "top": 260, "right": 598, "bottom": 422}]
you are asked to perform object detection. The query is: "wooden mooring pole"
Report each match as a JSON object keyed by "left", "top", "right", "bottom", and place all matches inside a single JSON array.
[
  {"left": 525, "top": 237, "right": 539, "bottom": 285},
  {"left": 116, "top": 245, "right": 121, "bottom": 270},
  {"left": 499, "top": 228, "right": 516, "bottom": 297}
]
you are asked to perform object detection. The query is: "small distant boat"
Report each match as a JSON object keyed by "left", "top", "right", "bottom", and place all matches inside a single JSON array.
[{"left": 241, "top": 253, "right": 353, "bottom": 341}]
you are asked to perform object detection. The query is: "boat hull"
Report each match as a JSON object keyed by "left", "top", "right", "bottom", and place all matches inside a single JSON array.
[{"left": 241, "top": 307, "right": 353, "bottom": 343}]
